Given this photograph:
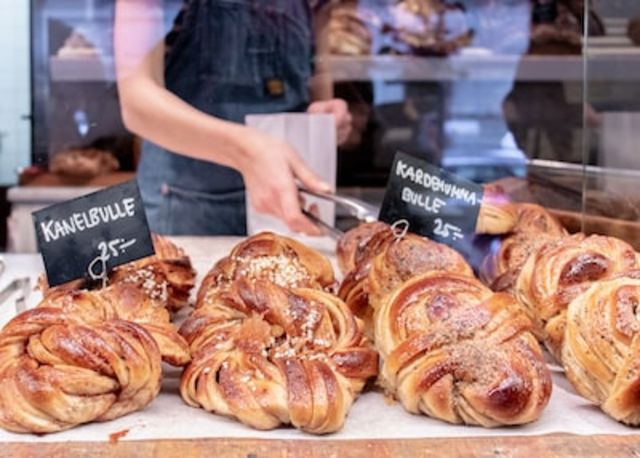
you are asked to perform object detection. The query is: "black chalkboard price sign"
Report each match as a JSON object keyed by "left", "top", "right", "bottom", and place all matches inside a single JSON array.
[
  {"left": 32, "top": 180, "right": 155, "bottom": 287},
  {"left": 379, "top": 152, "right": 484, "bottom": 251}
]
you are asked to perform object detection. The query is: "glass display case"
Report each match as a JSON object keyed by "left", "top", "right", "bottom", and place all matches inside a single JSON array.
[
  {"left": 4, "top": 2, "right": 640, "bottom": 452},
  {"left": 25, "top": 1, "right": 638, "bottom": 177},
  {"left": 331, "top": 0, "right": 640, "bottom": 250},
  {"left": 2, "top": 0, "right": 640, "bottom": 250},
  {"left": 27, "top": 0, "right": 585, "bottom": 183},
  {"left": 582, "top": 0, "right": 640, "bottom": 248},
  {"left": 0, "top": 2, "right": 30, "bottom": 187},
  {"left": 31, "top": 0, "right": 134, "bottom": 170}
]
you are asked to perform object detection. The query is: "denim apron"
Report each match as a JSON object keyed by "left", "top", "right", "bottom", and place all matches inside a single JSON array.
[{"left": 137, "top": 0, "right": 314, "bottom": 235}]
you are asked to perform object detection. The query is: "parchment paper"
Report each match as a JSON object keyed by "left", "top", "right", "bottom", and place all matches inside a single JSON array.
[{"left": 0, "top": 237, "right": 636, "bottom": 443}]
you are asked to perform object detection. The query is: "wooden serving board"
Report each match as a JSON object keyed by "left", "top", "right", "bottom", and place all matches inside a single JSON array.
[
  {"left": 3, "top": 434, "right": 639, "bottom": 458},
  {"left": 550, "top": 208, "right": 640, "bottom": 250},
  {"left": 18, "top": 171, "right": 135, "bottom": 188}
]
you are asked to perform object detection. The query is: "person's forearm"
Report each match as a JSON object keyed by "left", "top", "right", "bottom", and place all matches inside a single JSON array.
[
  {"left": 115, "top": 0, "right": 253, "bottom": 171},
  {"left": 119, "top": 77, "right": 251, "bottom": 171}
]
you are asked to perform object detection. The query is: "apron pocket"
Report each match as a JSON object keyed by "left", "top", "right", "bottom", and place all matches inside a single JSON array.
[{"left": 164, "top": 184, "right": 247, "bottom": 236}]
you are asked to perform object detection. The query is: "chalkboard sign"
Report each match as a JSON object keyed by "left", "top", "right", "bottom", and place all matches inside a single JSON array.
[
  {"left": 32, "top": 180, "right": 155, "bottom": 287},
  {"left": 379, "top": 152, "right": 484, "bottom": 251}
]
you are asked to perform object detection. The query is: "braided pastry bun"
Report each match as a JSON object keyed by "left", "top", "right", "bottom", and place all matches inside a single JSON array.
[
  {"left": 473, "top": 183, "right": 529, "bottom": 235},
  {"left": 110, "top": 234, "right": 196, "bottom": 311},
  {"left": 180, "top": 279, "right": 377, "bottom": 434},
  {"left": 376, "top": 271, "right": 551, "bottom": 427},
  {"left": 516, "top": 234, "right": 640, "bottom": 361},
  {"left": 40, "top": 283, "right": 192, "bottom": 363},
  {"left": 475, "top": 201, "right": 517, "bottom": 235},
  {"left": 196, "top": 232, "right": 335, "bottom": 309},
  {"left": 367, "top": 233, "right": 473, "bottom": 310},
  {"left": 480, "top": 204, "right": 567, "bottom": 293},
  {"left": 336, "top": 221, "right": 392, "bottom": 275},
  {"left": 337, "top": 203, "right": 516, "bottom": 280},
  {"left": 481, "top": 232, "right": 559, "bottom": 293},
  {"left": 562, "top": 271, "right": 640, "bottom": 424},
  {"left": 0, "top": 283, "right": 190, "bottom": 433},
  {"left": 338, "top": 226, "right": 472, "bottom": 336},
  {"left": 511, "top": 203, "right": 567, "bottom": 236},
  {"left": 338, "top": 224, "right": 396, "bottom": 330},
  {"left": 39, "top": 234, "right": 196, "bottom": 312}
]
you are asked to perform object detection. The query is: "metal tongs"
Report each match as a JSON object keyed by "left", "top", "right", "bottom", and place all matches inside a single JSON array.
[{"left": 299, "top": 187, "right": 379, "bottom": 239}]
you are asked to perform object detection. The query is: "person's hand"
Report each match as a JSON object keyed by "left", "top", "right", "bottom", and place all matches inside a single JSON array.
[
  {"left": 236, "top": 127, "right": 333, "bottom": 236},
  {"left": 308, "top": 99, "right": 353, "bottom": 145},
  {"left": 585, "top": 103, "right": 602, "bottom": 128}
]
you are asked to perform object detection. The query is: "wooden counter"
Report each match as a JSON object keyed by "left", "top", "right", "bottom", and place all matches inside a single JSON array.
[{"left": 4, "top": 434, "right": 640, "bottom": 458}]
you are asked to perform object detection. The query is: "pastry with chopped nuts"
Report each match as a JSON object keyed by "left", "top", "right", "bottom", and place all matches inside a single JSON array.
[
  {"left": 40, "top": 234, "right": 196, "bottom": 313},
  {"left": 110, "top": 234, "right": 196, "bottom": 312},
  {"left": 195, "top": 232, "right": 336, "bottom": 309},
  {"left": 180, "top": 279, "right": 377, "bottom": 434}
]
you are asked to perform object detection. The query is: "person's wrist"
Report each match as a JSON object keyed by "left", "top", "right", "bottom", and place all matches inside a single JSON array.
[{"left": 225, "top": 124, "right": 257, "bottom": 173}]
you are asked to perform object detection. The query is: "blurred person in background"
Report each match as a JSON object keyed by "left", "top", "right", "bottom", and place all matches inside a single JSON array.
[
  {"left": 503, "top": 0, "right": 604, "bottom": 163},
  {"left": 115, "top": 0, "right": 352, "bottom": 236},
  {"left": 629, "top": 13, "right": 640, "bottom": 46}
]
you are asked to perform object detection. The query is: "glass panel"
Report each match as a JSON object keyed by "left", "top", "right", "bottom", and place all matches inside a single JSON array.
[
  {"left": 31, "top": 0, "right": 134, "bottom": 171},
  {"left": 583, "top": 0, "right": 640, "bottom": 249},
  {"left": 334, "top": 0, "right": 587, "bottom": 225},
  {"left": 334, "top": 1, "right": 533, "bottom": 188},
  {"left": 3, "top": 0, "right": 611, "bottom": 245}
]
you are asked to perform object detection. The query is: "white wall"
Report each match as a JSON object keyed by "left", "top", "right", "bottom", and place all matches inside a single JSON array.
[{"left": 0, "top": 0, "right": 31, "bottom": 185}]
